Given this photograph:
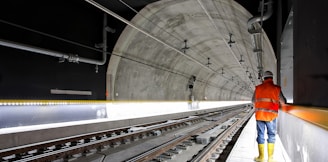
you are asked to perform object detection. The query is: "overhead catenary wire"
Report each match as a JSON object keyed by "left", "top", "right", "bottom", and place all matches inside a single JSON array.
[
  {"left": 85, "top": 0, "right": 211, "bottom": 70},
  {"left": 85, "top": 0, "right": 252, "bottom": 95},
  {"left": 0, "top": 19, "right": 105, "bottom": 54},
  {"left": 118, "top": 0, "right": 247, "bottom": 85},
  {"left": 196, "top": 0, "right": 254, "bottom": 93},
  {"left": 118, "top": 0, "right": 238, "bottom": 89},
  {"left": 118, "top": 0, "right": 212, "bottom": 62},
  {"left": 0, "top": 15, "right": 108, "bottom": 65},
  {"left": 202, "top": 0, "right": 256, "bottom": 88},
  {"left": 214, "top": 0, "right": 258, "bottom": 86}
]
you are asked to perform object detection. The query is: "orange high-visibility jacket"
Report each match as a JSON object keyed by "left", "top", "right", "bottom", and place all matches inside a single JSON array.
[{"left": 254, "top": 78, "right": 281, "bottom": 121}]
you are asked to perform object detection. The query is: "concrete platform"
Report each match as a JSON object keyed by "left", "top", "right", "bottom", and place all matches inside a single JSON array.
[{"left": 226, "top": 114, "right": 291, "bottom": 162}]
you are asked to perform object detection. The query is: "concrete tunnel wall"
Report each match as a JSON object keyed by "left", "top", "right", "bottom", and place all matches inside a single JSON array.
[{"left": 106, "top": 0, "right": 276, "bottom": 101}]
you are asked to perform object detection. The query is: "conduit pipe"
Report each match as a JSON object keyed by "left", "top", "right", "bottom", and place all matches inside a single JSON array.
[
  {"left": 0, "top": 38, "right": 77, "bottom": 62},
  {"left": 0, "top": 14, "right": 108, "bottom": 66},
  {"left": 247, "top": 0, "right": 273, "bottom": 34},
  {"left": 100, "top": 13, "right": 108, "bottom": 65},
  {"left": 0, "top": 38, "right": 106, "bottom": 65},
  {"left": 85, "top": 0, "right": 211, "bottom": 71},
  {"left": 247, "top": 0, "right": 273, "bottom": 78}
]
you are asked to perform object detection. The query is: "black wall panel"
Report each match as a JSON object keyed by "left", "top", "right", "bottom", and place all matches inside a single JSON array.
[
  {"left": 293, "top": 0, "right": 328, "bottom": 107},
  {"left": 0, "top": 0, "right": 108, "bottom": 99}
]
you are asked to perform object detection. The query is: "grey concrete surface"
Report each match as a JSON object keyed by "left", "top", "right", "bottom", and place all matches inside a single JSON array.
[
  {"left": 106, "top": 0, "right": 276, "bottom": 101},
  {"left": 278, "top": 111, "right": 328, "bottom": 162}
]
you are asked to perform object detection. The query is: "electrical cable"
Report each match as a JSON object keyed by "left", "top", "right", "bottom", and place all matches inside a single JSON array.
[
  {"left": 197, "top": 0, "right": 254, "bottom": 93},
  {"left": 0, "top": 19, "right": 106, "bottom": 54},
  {"left": 214, "top": 0, "right": 257, "bottom": 87},
  {"left": 118, "top": 0, "right": 212, "bottom": 62}
]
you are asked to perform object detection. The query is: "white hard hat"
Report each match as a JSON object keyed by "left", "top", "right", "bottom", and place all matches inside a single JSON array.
[{"left": 263, "top": 71, "right": 273, "bottom": 78}]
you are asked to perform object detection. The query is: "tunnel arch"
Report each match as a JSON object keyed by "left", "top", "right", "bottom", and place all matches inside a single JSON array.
[{"left": 106, "top": 0, "right": 276, "bottom": 101}]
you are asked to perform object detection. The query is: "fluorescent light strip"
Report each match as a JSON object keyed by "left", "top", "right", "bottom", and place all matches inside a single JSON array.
[{"left": 50, "top": 89, "right": 92, "bottom": 95}]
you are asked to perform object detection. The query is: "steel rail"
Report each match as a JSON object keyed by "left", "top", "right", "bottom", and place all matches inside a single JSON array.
[
  {"left": 126, "top": 109, "right": 245, "bottom": 162},
  {"left": 0, "top": 106, "right": 245, "bottom": 161},
  {"left": 190, "top": 109, "right": 254, "bottom": 162},
  {"left": 0, "top": 117, "right": 201, "bottom": 161},
  {"left": 126, "top": 136, "right": 188, "bottom": 162}
]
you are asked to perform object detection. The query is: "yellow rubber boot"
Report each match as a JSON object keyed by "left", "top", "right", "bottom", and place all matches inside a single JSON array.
[
  {"left": 254, "top": 144, "right": 265, "bottom": 162},
  {"left": 268, "top": 143, "right": 276, "bottom": 162}
]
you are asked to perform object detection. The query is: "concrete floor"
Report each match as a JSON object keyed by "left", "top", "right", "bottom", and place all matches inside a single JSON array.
[{"left": 226, "top": 114, "right": 291, "bottom": 162}]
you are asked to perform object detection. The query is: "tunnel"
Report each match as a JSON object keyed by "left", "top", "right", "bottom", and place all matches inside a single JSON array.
[{"left": 1, "top": 0, "right": 328, "bottom": 161}]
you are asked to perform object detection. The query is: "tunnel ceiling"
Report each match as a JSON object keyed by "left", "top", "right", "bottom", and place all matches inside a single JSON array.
[
  {"left": 96, "top": 0, "right": 277, "bottom": 100},
  {"left": 0, "top": 0, "right": 280, "bottom": 100}
]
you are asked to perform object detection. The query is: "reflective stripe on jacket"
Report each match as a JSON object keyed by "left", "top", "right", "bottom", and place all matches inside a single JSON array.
[{"left": 254, "top": 78, "right": 281, "bottom": 121}]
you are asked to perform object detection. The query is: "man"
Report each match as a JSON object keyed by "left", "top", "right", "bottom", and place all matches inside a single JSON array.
[{"left": 252, "top": 71, "right": 286, "bottom": 162}]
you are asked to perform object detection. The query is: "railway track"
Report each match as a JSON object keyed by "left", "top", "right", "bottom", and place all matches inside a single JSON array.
[
  {"left": 0, "top": 105, "right": 252, "bottom": 162},
  {"left": 127, "top": 108, "right": 253, "bottom": 162}
]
